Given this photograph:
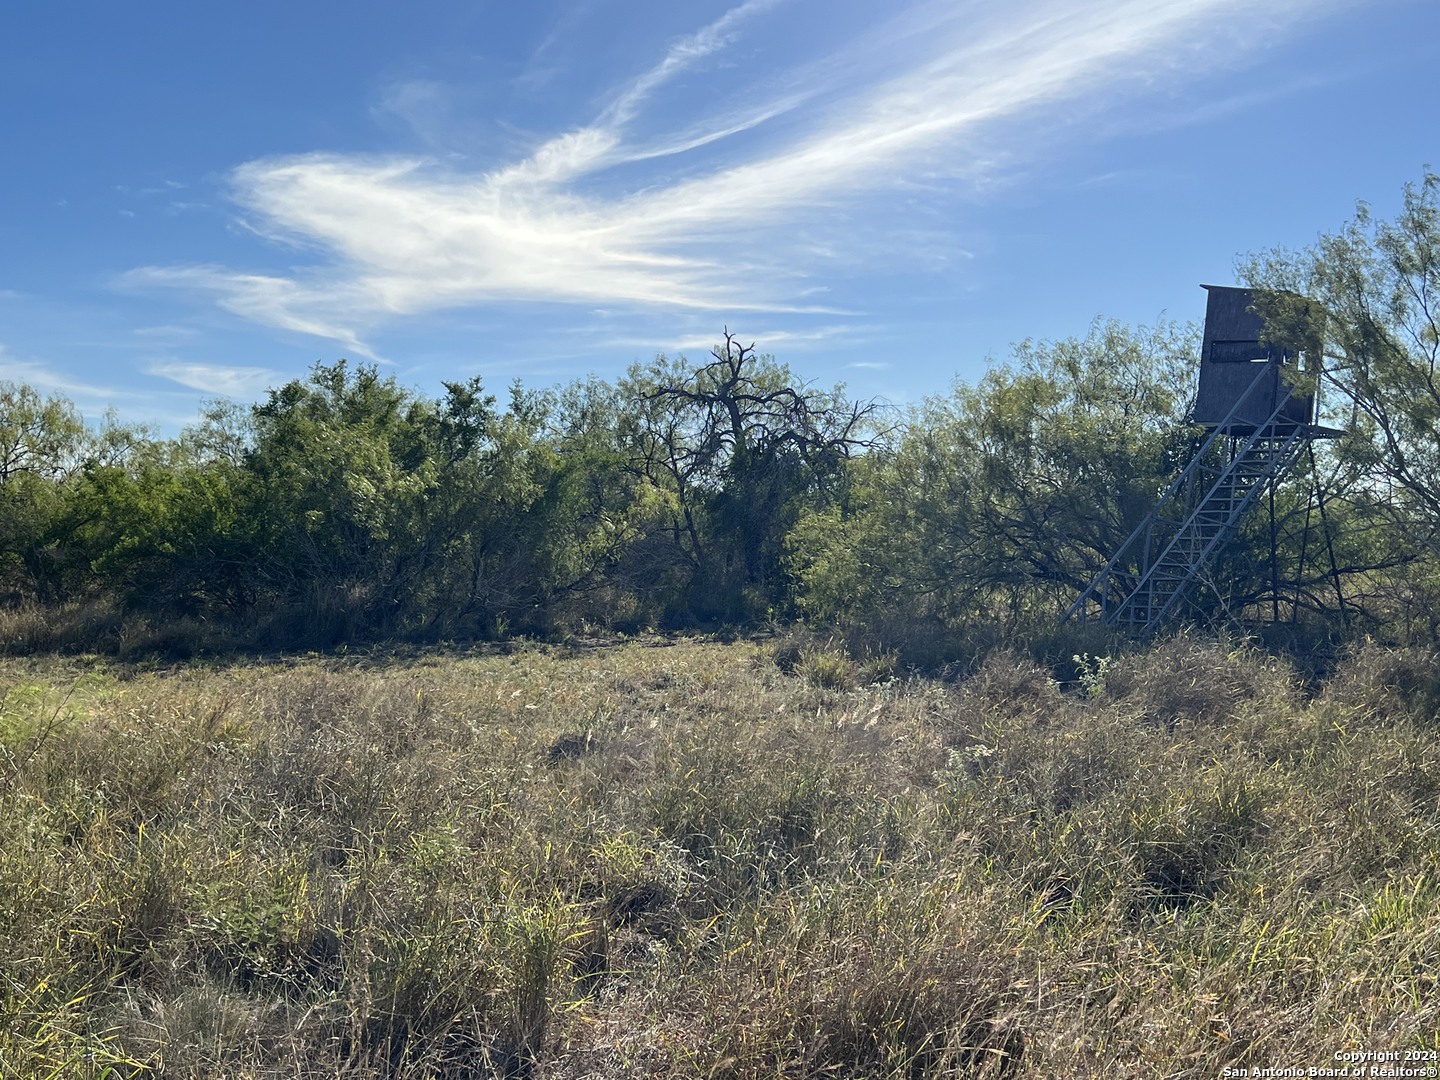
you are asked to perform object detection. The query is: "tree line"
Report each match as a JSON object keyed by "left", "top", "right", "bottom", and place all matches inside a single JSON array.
[{"left": 3, "top": 171, "right": 1439, "bottom": 657}]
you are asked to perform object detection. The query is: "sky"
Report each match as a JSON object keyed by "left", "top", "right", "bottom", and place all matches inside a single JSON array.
[{"left": 1, "top": 0, "right": 1436, "bottom": 430}]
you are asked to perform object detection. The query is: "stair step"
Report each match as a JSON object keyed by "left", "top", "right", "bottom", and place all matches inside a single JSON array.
[{"left": 1071, "top": 395, "right": 1310, "bottom": 634}]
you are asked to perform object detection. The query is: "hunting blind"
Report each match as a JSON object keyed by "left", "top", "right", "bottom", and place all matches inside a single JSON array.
[{"left": 1066, "top": 285, "right": 1341, "bottom": 634}]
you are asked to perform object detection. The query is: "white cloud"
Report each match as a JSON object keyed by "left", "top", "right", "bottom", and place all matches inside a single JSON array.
[
  {"left": 146, "top": 360, "right": 280, "bottom": 398},
  {"left": 122, "top": 265, "right": 380, "bottom": 359},
  {"left": 133, "top": 324, "right": 201, "bottom": 342},
  {"left": 129, "top": 0, "right": 1337, "bottom": 352},
  {"left": 1, "top": 345, "right": 169, "bottom": 420},
  {"left": 0, "top": 344, "right": 246, "bottom": 427},
  {"left": 1, "top": 345, "right": 122, "bottom": 401},
  {"left": 601, "top": 0, "right": 782, "bottom": 128},
  {"left": 590, "top": 321, "right": 868, "bottom": 358}
]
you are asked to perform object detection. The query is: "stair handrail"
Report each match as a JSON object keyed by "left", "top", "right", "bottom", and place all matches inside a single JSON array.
[
  {"left": 1130, "top": 415, "right": 1305, "bottom": 631},
  {"left": 1062, "top": 362, "right": 1285, "bottom": 624}
]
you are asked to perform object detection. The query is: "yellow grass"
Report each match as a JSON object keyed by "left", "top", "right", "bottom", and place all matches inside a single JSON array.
[{"left": 1, "top": 636, "right": 1437, "bottom": 1077}]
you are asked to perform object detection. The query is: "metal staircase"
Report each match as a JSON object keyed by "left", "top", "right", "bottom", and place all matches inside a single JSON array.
[{"left": 1065, "top": 364, "right": 1311, "bottom": 634}]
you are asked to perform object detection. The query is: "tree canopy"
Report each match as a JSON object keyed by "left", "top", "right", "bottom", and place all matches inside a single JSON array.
[{"left": 5, "top": 173, "right": 1440, "bottom": 657}]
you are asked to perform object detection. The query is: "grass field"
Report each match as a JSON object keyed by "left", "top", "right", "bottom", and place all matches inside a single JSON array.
[{"left": 2, "top": 634, "right": 1438, "bottom": 1077}]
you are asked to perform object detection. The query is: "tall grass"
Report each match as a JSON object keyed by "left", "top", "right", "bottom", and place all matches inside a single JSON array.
[{"left": 1, "top": 636, "right": 1436, "bottom": 1077}]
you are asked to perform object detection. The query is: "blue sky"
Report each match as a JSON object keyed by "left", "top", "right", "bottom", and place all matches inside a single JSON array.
[{"left": 1, "top": 0, "right": 1435, "bottom": 428}]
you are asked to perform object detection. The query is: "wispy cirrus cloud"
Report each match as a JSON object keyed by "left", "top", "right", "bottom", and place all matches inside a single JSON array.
[
  {"left": 123, "top": 265, "right": 379, "bottom": 358},
  {"left": 133, "top": 324, "right": 202, "bottom": 342},
  {"left": 596, "top": 322, "right": 875, "bottom": 357},
  {"left": 125, "top": 0, "right": 1338, "bottom": 354},
  {"left": 0, "top": 344, "right": 196, "bottom": 424},
  {"left": 1, "top": 344, "right": 123, "bottom": 402},
  {"left": 145, "top": 360, "right": 282, "bottom": 397}
]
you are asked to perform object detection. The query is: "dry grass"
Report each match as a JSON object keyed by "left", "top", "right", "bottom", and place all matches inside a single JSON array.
[{"left": 1, "top": 635, "right": 1437, "bottom": 1077}]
